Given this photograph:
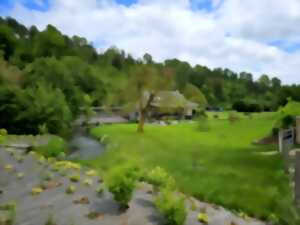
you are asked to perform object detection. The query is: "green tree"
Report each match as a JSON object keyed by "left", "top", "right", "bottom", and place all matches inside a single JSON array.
[
  {"left": 122, "top": 65, "right": 174, "bottom": 133},
  {"left": 183, "top": 83, "right": 207, "bottom": 107},
  {"left": 0, "top": 24, "right": 17, "bottom": 60}
]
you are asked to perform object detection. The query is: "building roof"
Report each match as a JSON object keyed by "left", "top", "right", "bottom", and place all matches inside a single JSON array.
[{"left": 145, "top": 90, "right": 198, "bottom": 109}]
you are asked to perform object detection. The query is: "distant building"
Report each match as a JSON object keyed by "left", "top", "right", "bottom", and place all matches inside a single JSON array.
[{"left": 130, "top": 90, "right": 199, "bottom": 121}]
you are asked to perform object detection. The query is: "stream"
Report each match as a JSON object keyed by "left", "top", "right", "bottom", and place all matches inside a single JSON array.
[{"left": 68, "top": 127, "right": 105, "bottom": 160}]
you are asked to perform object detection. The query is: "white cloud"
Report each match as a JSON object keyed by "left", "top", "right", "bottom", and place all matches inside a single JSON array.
[{"left": 4, "top": 0, "right": 300, "bottom": 84}]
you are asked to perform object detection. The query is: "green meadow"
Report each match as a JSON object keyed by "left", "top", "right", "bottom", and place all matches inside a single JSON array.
[{"left": 79, "top": 112, "right": 295, "bottom": 223}]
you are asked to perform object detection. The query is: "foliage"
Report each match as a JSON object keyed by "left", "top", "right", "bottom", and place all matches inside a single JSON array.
[
  {"left": 228, "top": 112, "right": 240, "bottom": 124},
  {"left": 86, "top": 113, "right": 296, "bottom": 223},
  {"left": 69, "top": 174, "right": 81, "bottom": 183},
  {"left": 85, "top": 170, "right": 97, "bottom": 177},
  {"left": 36, "top": 137, "right": 67, "bottom": 158},
  {"left": 105, "top": 163, "right": 140, "bottom": 208},
  {"left": 66, "top": 185, "right": 76, "bottom": 194},
  {"left": 0, "top": 202, "right": 16, "bottom": 225},
  {"left": 83, "top": 178, "right": 93, "bottom": 186},
  {"left": 0, "top": 128, "right": 7, "bottom": 136},
  {"left": 232, "top": 101, "right": 262, "bottom": 112},
  {"left": 273, "top": 100, "right": 300, "bottom": 129},
  {"left": 1, "top": 17, "right": 300, "bottom": 136},
  {"left": 31, "top": 187, "right": 43, "bottom": 195},
  {"left": 145, "top": 166, "right": 175, "bottom": 190},
  {"left": 198, "top": 213, "right": 208, "bottom": 224},
  {"left": 0, "top": 82, "right": 72, "bottom": 135},
  {"left": 45, "top": 214, "right": 56, "bottom": 225},
  {"left": 155, "top": 189, "right": 187, "bottom": 225}
]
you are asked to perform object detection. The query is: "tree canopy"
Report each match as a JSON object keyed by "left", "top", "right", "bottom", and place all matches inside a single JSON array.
[{"left": 0, "top": 16, "right": 299, "bottom": 135}]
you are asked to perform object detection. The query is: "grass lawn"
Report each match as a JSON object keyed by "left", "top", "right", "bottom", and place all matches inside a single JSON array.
[{"left": 80, "top": 112, "right": 296, "bottom": 224}]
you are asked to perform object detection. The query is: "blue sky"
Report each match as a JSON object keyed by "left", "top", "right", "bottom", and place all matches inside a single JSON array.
[
  {"left": 1, "top": 0, "right": 300, "bottom": 83},
  {"left": 1, "top": 0, "right": 219, "bottom": 12}
]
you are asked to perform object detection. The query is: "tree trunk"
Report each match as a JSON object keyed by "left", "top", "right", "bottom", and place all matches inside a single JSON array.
[
  {"left": 137, "top": 93, "right": 154, "bottom": 133},
  {"left": 137, "top": 109, "right": 145, "bottom": 133}
]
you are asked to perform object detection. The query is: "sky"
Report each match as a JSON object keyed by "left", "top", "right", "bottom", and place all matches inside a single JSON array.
[{"left": 1, "top": 0, "right": 300, "bottom": 84}]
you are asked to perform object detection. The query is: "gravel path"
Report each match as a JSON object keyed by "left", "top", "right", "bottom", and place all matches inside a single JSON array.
[{"left": 0, "top": 148, "right": 267, "bottom": 225}]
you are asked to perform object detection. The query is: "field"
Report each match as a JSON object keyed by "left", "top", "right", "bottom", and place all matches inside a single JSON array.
[{"left": 80, "top": 112, "right": 295, "bottom": 223}]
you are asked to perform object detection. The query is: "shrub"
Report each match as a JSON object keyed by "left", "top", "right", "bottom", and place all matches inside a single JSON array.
[
  {"left": 66, "top": 185, "right": 76, "bottom": 194},
  {"left": 31, "top": 187, "right": 43, "bottom": 195},
  {"left": 281, "top": 114, "right": 295, "bottom": 128},
  {"left": 45, "top": 214, "right": 56, "bottom": 225},
  {"left": 17, "top": 172, "right": 24, "bottom": 179},
  {"left": 0, "top": 134, "right": 5, "bottom": 144},
  {"left": 228, "top": 112, "right": 240, "bottom": 124},
  {"left": 0, "top": 128, "right": 7, "bottom": 136},
  {"left": 37, "top": 137, "right": 66, "bottom": 158},
  {"left": 105, "top": 164, "right": 140, "bottom": 209},
  {"left": 15, "top": 155, "right": 24, "bottom": 163},
  {"left": 145, "top": 166, "right": 175, "bottom": 190},
  {"left": 0, "top": 202, "right": 16, "bottom": 225},
  {"left": 0, "top": 129, "right": 7, "bottom": 144},
  {"left": 85, "top": 170, "right": 97, "bottom": 177},
  {"left": 83, "top": 178, "right": 93, "bottom": 186},
  {"left": 198, "top": 213, "right": 208, "bottom": 224},
  {"left": 155, "top": 189, "right": 187, "bottom": 225},
  {"left": 69, "top": 174, "right": 80, "bottom": 182},
  {"left": 43, "top": 172, "right": 54, "bottom": 181}
]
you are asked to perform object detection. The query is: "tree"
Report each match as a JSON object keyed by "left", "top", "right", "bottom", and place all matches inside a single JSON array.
[
  {"left": 143, "top": 53, "right": 153, "bottom": 64},
  {"left": 271, "top": 77, "right": 281, "bottom": 89},
  {"left": 183, "top": 84, "right": 207, "bottom": 107},
  {"left": 258, "top": 74, "right": 271, "bottom": 88},
  {"left": 122, "top": 65, "right": 174, "bottom": 133},
  {"left": 0, "top": 24, "right": 17, "bottom": 60}
]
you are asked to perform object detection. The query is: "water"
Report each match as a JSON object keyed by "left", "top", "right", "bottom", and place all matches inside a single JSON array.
[{"left": 68, "top": 129, "right": 105, "bottom": 160}]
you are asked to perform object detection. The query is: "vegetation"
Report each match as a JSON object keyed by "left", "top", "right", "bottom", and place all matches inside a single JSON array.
[
  {"left": 85, "top": 113, "right": 296, "bottom": 224},
  {"left": 66, "top": 185, "right": 76, "bottom": 194},
  {"left": 69, "top": 174, "right": 81, "bottom": 183},
  {"left": 274, "top": 99, "right": 300, "bottom": 129},
  {"left": 1, "top": 17, "right": 300, "bottom": 135},
  {"left": 104, "top": 163, "right": 140, "bottom": 209},
  {"left": 0, "top": 202, "right": 16, "bottom": 225},
  {"left": 155, "top": 189, "right": 187, "bottom": 225},
  {"left": 145, "top": 166, "right": 175, "bottom": 190},
  {"left": 36, "top": 137, "right": 67, "bottom": 158},
  {"left": 45, "top": 215, "right": 56, "bottom": 225}
]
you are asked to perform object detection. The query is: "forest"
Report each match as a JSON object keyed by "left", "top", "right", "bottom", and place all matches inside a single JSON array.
[{"left": 1, "top": 16, "right": 300, "bottom": 135}]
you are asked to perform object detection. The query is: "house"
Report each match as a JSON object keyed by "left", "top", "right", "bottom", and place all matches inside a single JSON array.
[{"left": 145, "top": 90, "right": 199, "bottom": 120}]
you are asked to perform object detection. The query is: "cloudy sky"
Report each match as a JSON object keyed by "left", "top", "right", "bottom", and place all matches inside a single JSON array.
[{"left": 1, "top": 0, "right": 300, "bottom": 84}]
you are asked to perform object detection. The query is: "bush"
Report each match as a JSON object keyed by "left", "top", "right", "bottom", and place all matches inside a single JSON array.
[
  {"left": 69, "top": 174, "right": 80, "bottom": 183},
  {"left": 0, "top": 202, "right": 16, "bottom": 225},
  {"left": 0, "top": 128, "right": 7, "bottom": 136},
  {"left": 0, "top": 134, "right": 5, "bottom": 144},
  {"left": 228, "top": 112, "right": 240, "bottom": 124},
  {"left": 155, "top": 189, "right": 187, "bottom": 225},
  {"left": 66, "top": 185, "right": 76, "bottom": 194},
  {"left": 232, "top": 101, "right": 261, "bottom": 112},
  {"left": 37, "top": 137, "right": 66, "bottom": 158},
  {"left": 105, "top": 164, "right": 140, "bottom": 209},
  {"left": 281, "top": 114, "right": 295, "bottom": 128},
  {"left": 145, "top": 166, "right": 175, "bottom": 190}
]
